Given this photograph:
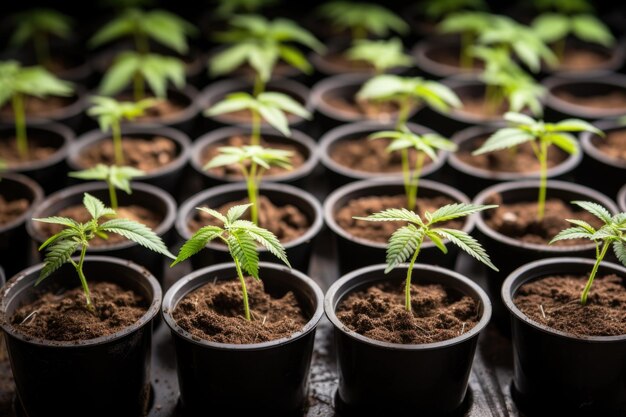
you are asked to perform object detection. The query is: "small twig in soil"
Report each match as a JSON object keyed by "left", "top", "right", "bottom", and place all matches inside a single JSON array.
[
  {"left": 539, "top": 304, "right": 546, "bottom": 319},
  {"left": 19, "top": 309, "right": 39, "bottom": 325},
  {"left": 460, "top": 322, "right": 466, "bottom": 335}
]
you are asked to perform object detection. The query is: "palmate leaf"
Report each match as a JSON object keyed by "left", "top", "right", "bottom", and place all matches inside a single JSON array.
[
  {"left": 228, "top": 229, "right": 260, "bottom": 279},
  {"left": 37, "top": 239, "right": 81, "bottom": 284},
  {"left": 571, "top": 201, "right": 612, "bottom": 224},
  {"left": 171, "top": 225, "right": 224, "bottom": 266},
  {"left": 233, "top": 220, "right": 290, "bottom": 266},
  {"left": 32, "top": 216, "right": 80, "bottom": 228},
  {"left": 429, "top": 203, "right": 497, "bottom": 224},
  {"left": 550, "top": 226, "right": 594, "bottom": 243},
  {"left": 433, "top": 228, "right": 498, "bottom": 271},
  {"left": 545, "top": 132, "right": 578, "bottom": 155},
  {"left": 472, "top": 128, "right": 534, "bottom": 155},
  {"left": 100, "top": 218, "right": 175, "bottom": 258},
  {"left": 354, "top": 208, "right": 423, "bottom": 224},
  {"left": 227, "top": 203, "right": 253, "bottom": 223},
  {"left": 317, "top": 1, "right": 408, "bottom": 37},
  {"left": 385, "top": 225, "right": 424, "bottom": 273},
  {"left": 204, "top": 145, "right": 293, "bottom": 172},
  {"left": 571, "top": 14, "right": 614, "bottom": 48},
  {"left": 613, "top": 241, "right": 626, "bottom": 266},
  {"left": 38, "top": 228, "right": 81, "bottom": 251},
  {"left": 346, "top": 38, "right": 413, "bottom": 73},
  {"left": 532, "top": 13, "right": 570, "bottom": 43},
  {"left": 10, "top": 8, "right": 73, "bottom": 47},
  {"left": 83, "top": 193, "right": 116, "bottom": 220},
  {"left": 196, "top": 206, "right": 228, "bottom": 223}
]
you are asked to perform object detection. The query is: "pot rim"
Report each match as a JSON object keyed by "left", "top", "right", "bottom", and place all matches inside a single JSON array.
[
  {"left": 501, "top": 256, "right": 626, "bottom": 342},
  {"left": 318, "top": 120, "right": 447, "bottom": 180},
  {"left": 473, "top": 179, "right": 619, "bottom": 252},
  {"left": 448, "top": 124, "right": 583, "bottom": 181},
  {"left": 323, "top": 178, "right": 474, "bottom": 250},
  {"left": 580, "top": 119, "right": 626, "bottom": 170},
  {"left": 162, "top": 261, "right": 324, "bottom": 350},
  {"left": 0, "top": 255, "right": 162, "bottom": 347},
  {"left": 543, "top": 37, "right": 626, "bottom": 78},
  {"left": 68, "top": 125, "right": 192, "bottom": 181},
  {"left": 324, "top": 263, "right": 492, "bottom": 350},
  {"left": 190, "top": 125, "right": 319, "bottom": 183},
  {"left": 411, "top": 36, "right": 482, "bottom": 78},
  {"left": 175, "top": 182, "right": 324, "bottom": 253},
  {"left": 0, "top": 173, "right": 45, "bottom": 233},
  {"left": 618, "top": 184, "right": 626, "bottom": 213},
  {"left": 26, "top": 181, "right": 177, "bottom": 252}
]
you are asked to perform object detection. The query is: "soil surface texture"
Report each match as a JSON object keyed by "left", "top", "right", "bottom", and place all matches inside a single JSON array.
[{"left": 77, "top": 136, "right": 177, "bottom": 172}]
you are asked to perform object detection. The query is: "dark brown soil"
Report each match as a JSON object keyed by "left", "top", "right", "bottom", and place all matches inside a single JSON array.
[
  {"left": 0, "top": 136, "right": 58, "bottom": 166},
  {"left": 335, "top": 194, "right": 464, "bottom": 243},
  {"left": 189, "top": 195, "right": 310, "bottom": 244},
  {"left": 173, "top": 277, "right": 308, "bottom": 344},
  {"left": 558, "top": 46, "right": 611, "bottom": 71},
  {"left": 514, "top": 274, "right": 626, "bottom": 337},
  {"left": 337, "top": 281, "right": 480, "bottom": 344},
  {"left": 77, "top": 136, "right": 177, "bottom": 172},
  {"left": 484, "top": 195, "right": 602, "bottom": 245},
  {"left": 0, "top": 195, "right": 29, "bottom": 225},
  {"left": 425, "top": 47, "right": 483, "bottom": 71},
  {"left": 456, "top": 96, "right": 508, "bottom": 118},
  {"left": 555, "top": 90, "right": 626, "bottom": 110},
  {"left": 323, "top": 94, "right": 404, "bottom": 122},
  {"left": 38, "top": 204, "right": 162, "bottom": 247},
  {"left": 594, "top": 129, "right": 626, "bottom": 161},
  {"left": 330, "top": 136, "right": 434, "bottom": 173},
  {"left": 11, "top": 281, "right": 148, "bottom": 341},
  {"left": 116, "top": 95, "right": 186, "bottom": 122},
  {"left": 457, "top": 137, "right": 567, "bottom": 172},
  {"left": 201, "top": 135, "right": 305, "bottom": 178},
  {"left": 0, "top": 96, "right": 74, "bottom": 118}
]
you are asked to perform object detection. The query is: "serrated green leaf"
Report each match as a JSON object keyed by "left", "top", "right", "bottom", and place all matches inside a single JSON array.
[
  {"left": 171, "top": 225, "right": 223, "bottom": 266},
  {"left": 429, "top": 203, "right": 497, "bottom": 224},
  {"left": 571, "top": 200, "right": 612, "bottom": 224},
  {"left": 433, "top": 228, "right": 498, "bottom": 270},
  {"left": 83, "top": 193, "right": 116, "bottom": 219},
  {"left": 37, "top": 239, "right": 80, "bottom": 285},
  {"left": 227, "top": 204, "right": 253, "bottom": 223},
  {"left": 549, "top": 226, "right": 593, "bottom": 243},
  {"left": 196, "top": 206, "right": 228, "bottom": 224},
  {"left": 472, "top": 128, "right": 534, "bottom": 155},
  {"left": 354, "top": 208, "right": 422, "bottom": 224},
  {"left": 613, "top": 241, "right": 626, "bottom": 266},
  {"left": 546, "top": 133, "right": 578, "bottom": 155},
  {"left": 100, "top": 218, "right": 175, "bottom": 258},
  {"left": 228, "top": 229, "right": 259, "bottom": 279},
  {"left": 385, "top": 224, "right": 423, "bottom": 273},
  {"left": 426, "top": 230, "right": 448, "bottom": 254}
]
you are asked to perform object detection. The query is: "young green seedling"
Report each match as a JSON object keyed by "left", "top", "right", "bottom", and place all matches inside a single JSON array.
[
  {"left": 421, "top": 0, "right": 488, "bottom": 20},
  {"left": 205, "top": 92, "right": 310, "bottom": 146},
  {"left": 437, "top": 11, "right": 497, "bottom": 69},
  {"left": 317, "top": 1, "right": 409, "bottom": 40},
  {"left": 357, "top": 75, "right": 461, "bottom": 130},
  {"left": 532, "top": 13, "right": 614, "bottom": 61},
  {"left": 171, "top": 203, "right": 290, "bottom": 321},
  {"left": 211, "top": 15, "right": 323, "bottom": 94},
  {"left": 550, "top": 201, "right": 626, "bottom": 305},
  {"left": 473, "top": 112, "right": 602, "bottom": 220},
  {"left": 33, "top": 192, "right": 174, "bottom": 311},
  {"left": 89, "top": 7, "right": 196, "bottom": 54},
  {"left": 69, "top": 164, "right": 144, "bottom": 210},
  {"left": 214, "top": 0, "right": 279, "bottom": 18},
  {"left": 346, "top": 38, "right": 413, "bottom": 75},
  {"left": 87, "top": 96, "right": 156, "bottom": 165},
  {"left": 9, "top": 9, "right": 73, "bottom": 67},
  {"left": 100, "top": 51, "right": 185, "bottom": 101},
  {"left": 0, "top": 60, "right": 73, "bottom": 160},
  {"left": 355, "top": 204, "right": 497, "bottom": 312},
  {"left": 205, "top": 146, "right": 292, "bottom": 225},
  {"left": 369, "top": 127, "right": 457, "bottom": 211}
]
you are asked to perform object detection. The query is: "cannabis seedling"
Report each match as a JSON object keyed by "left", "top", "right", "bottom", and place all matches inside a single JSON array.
[
  {"left": 346, "top": 38, "right": 413, "bottom": 75},
  {"left": 172, "top": 203, "right": 290, "bottom": 321},
  {"left": 205, "top": 146, "right": 292, "bottom": 225},
  {"left": 100, "top": 51, "right": 185, "bottom": 100},
  {"left": 437, "top": 11, "right": 496, "bottom": 68},
  {"left": 69, "top": 164, "right": 144, "bottom": 210},
  {"left": 357, "top": 75, "right": 461, "bottom": 130},
  {"left": 317, "top": 1, "right": 409, "bottom": 40},
  {"left": 87, "top": 96, "right": 156, "bottom": 165},
  {"left": 0, "top": 60, "right": 73, "bottom": 159},
  {"left": 532, "top": 13, "right": 614, "bottom": 61},
  {"left": 369, "top": 127, "right": 457, "bottom": 211},
  {"left": 473, "top": 112, "right": 602, "bottom": 220},
  {"left": 211, "top": 15, "right": 323, "bottom": 94},
  {"left": 551, "top": 201, "right": 626, "bottom": 305},
  {"left": 9, "top": 8, "right": 73, "bottom": 67},
  {"left": 355, "top": 204, "right": 497, "bottom": 311},
  {"left": 90, "top": 8, "right": 196, "bottom": 54},
  {"left": 34, "top": 192, "right": 174, "bottom": 311},
  {"left": 205, "top": 92, "right": 310, "bottom": 146}
]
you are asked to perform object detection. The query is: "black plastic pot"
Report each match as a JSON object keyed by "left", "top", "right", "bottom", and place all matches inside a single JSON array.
[
  {"left": 619, "top": 184, "right": 626, "bottom": 212},
  {"left": 447, "top": 125, "right": 582, "bottom": 197},
  {"left": 198, "top": 78, "right": 312, "bottom": 133},
  {"left": 0, "top": 256, "right": 161, "bottom": 417},
  {"left": 0, "top": 174, "right": 44, "bottom": 277},
  {"left": 473, "top": 180, "right": 619, "bottom": 329},
  {"left": 412, "top": 36, "right": 482, "bottom": 79},
  {"left": 68, "top": 125, "right": 191, "bottom": 199},
  {"left": 176, "top": 182, "right": 323, "bottom": 273},
  {"left": 162, "top": 261, "right": 324, "bottom": 417},
  {"left": 543, "top": 74, "right": 626, "bottom": 121},
  {"left": 324, "top": 179, "right": 474, "bottom": 275},
  {"left": 1, "top": 123, "right": 74, "bottom": 193},
  {"left": 318, "top": 121, "right": 447, "bottom": 187},
  {"left": 189, "top": 126, "right": 319, "bottom": 190},
  {"left": 578, "top": 120, "right": 626, "bottom": 196},
  {"left": 542, "top": 38, "right": 626, "bottom": 79},
  {"left": 26, "top": 182, "right": 176, "bottom": 282},
  {"left": 310, "top": 73, "right": 420, "bottom": 132},
  {"left": 502, "top": 257, "right": 626, "bottom": 417},
  {"left": 325, "top": 263, "right": 491, "bottom": 416}
]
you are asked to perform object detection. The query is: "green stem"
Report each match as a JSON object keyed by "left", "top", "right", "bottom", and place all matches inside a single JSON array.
[
  {"left": 251, "top": 109, "right": 261, "bottom": 146},
  {"left": 108, "top": 180, "right": 118, "bottom": 210},
  {"left": 352, "top": 26, "right": 366, "bottom": 41},
  {"left": 248, "top": 161, "right": 259, "bottom": 225},
  {"left": 134, "top": 32, "right": 149, "bottom": 55},
  {"left": 133, "top": 72, "right": 145, "bottom": 101},
  {"left": 405, "top": 238, "right": 424, "bottom": 312},
  {"left": 75, "top": 244, "right": 94, "bottom": 312},
  {"left": 460, "top": 31, "right": 473, "bottom": 69},
  {"left": 253, "top": 75, "right": 264, "bottom": 97},
  {"left": 554, "top": 38, "right": 566, "bottom": 63},
  {"left": 407, "top": 153, "right": 425, "bottom": 211},
  {"left": 111, "top": 121, "right": 124, "bottom": 165},
  {"left": 581, "top": 242, "right": 609, "bottom": 305},
  {"left": 395, "top": 100, "right": 411, "bottom": 131},
  {"left": 537, "top": 139, "right": 548, "bottom": 221},
  {"left": 13, "top": 93, "right": 28, "bottom": 160},
  {"left": 233, "top": 256, "right": 251, "bottom": 321},
  {"left": 33, "top": 32, "right": 50, "bottom": 67}
]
